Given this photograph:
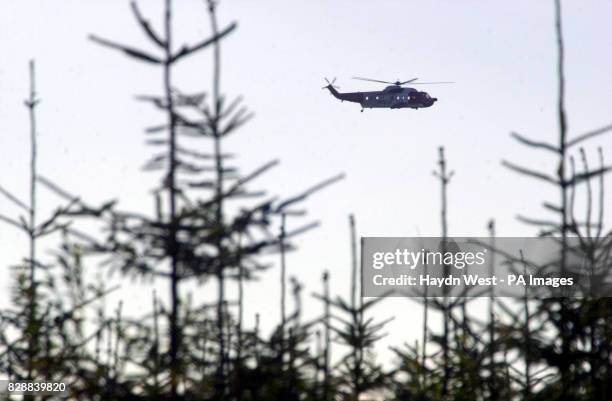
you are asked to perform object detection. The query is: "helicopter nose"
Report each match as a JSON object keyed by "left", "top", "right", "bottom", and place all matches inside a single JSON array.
[{"left": 433, "top": 98, "right": 438, "bottom": 102}]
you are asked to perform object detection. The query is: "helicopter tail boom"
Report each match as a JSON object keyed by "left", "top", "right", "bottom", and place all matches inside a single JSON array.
[
  {"left": 324, "top": 85, "right": 362, "bottom": 103},
  {"left": 324, "top": 84, "right": 341, "bottom": 98},
  {"left": 323, "top": 78, "right": 362, "bottom": 103}
]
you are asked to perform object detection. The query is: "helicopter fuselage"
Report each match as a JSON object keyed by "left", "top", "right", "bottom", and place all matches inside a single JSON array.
[{"left": 325, "top": 85, "right": 437, "bottom": 110}]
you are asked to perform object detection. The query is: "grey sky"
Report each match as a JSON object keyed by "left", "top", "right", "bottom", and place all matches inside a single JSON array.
[{"left": 1, "top": 0, "right": 611, "bottom": 361}]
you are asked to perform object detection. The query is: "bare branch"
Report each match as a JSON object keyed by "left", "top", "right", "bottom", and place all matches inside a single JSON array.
[
  {"left": 565, "top": 165, "right": 612, "bottom": 187},
  {"left": 0, "top": 213, "right": 27, "bottom": 231},
  {"left": 220, "top": 109, "right": 254, "bottom": 136},
  {"left": 37, "top": 175, "right": 78, "bottom": 202},
  {"left": 516, "top": 214, "right": 560, "bottom": 227},
  {"left": 285, "top": 221, "right": 320, "bottom": 238},
  {"left": 543, "top": 202, "right": 562, "bottom": 213},
  {"left": 89, "top": 34, "right": 162, "bottom": 64},
  {"left": 0, "top": 185, "right": 31, "bottom": 212},
  {"left": 276, "top": 173, "right": 345, "bottom": 212},
  {"left": 170, "top": 22, "right": 237, "bottom": 63},
  {"left": 596, "top": 147, "right": 605, "bottom": 239},
  {"left": 226, "top": 160, "right": 280, "bottom": 195},
  {"left": 567, "top": 122, "right": 612, "bottom": 148},
  {"left": 130, "top": 1, "right": 165, "bottom": 48},
  {"left": 501, "top": 160, "right": 559, "bottom": 185},
  {"left": 510, "top": 131, "right": 560, "bottom": 153}
]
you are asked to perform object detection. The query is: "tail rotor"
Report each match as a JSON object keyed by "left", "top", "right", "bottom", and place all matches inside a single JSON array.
[{"left": 322, "top": 77, "right": 340, "bottom": 90}]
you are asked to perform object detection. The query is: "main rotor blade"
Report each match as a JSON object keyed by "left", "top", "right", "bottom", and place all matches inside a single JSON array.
[
  {"left": 352, "top": 76, "right": 394, "bottom": 85},
  {"left": 398, "top": 78, "right": 419, "bottom": 85},
  {"left": 409, "top": 81, "right": 455, "bottom": 85}
]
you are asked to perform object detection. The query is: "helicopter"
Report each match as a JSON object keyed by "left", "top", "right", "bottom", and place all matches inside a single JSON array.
[{"left": 323, "top": 76, "right": 453, "bottom": 112}]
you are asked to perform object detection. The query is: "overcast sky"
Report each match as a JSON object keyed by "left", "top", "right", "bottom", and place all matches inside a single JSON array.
[{"left": 1, "top": 0, "right": 611, "bottom": 361}]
